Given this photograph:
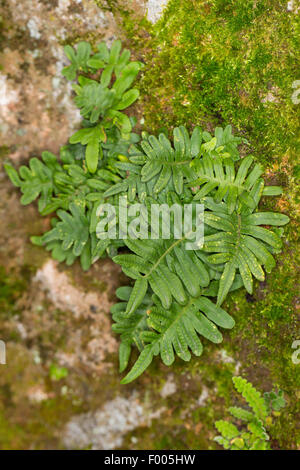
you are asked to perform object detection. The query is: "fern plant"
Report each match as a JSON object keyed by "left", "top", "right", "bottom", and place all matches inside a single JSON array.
[
  {"left": 4, "top": 40, "right": 141, "bottom": 271},
  {"left": 63, "top": 40, "right": 141, "bottom": 173},
  {"left": 105, "top": 127, "right": 288, "bottom": 383},
  {"left": 4, "top": 41, "right": 290, "bottom": 383},
  {"left": 214, "top": 376, "right": 286, "bottom": 450}
]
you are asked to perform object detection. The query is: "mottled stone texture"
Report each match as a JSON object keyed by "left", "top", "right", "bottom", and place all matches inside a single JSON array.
[
  {"left": 0, "top": 0, "right": 299, "bottom": 450},
  {"left": 0, "top": 0, "right": 117, "bottom": 160},
  {"left": 146, "top": 0, "right": 169, "bottom": 23}
]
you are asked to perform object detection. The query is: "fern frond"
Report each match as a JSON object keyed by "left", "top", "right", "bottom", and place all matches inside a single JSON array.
[
  {"left": 264, "top": 390, "right": 286, "bottom": 412},
  {"left": 105, "top": 124, "right": 251, "bottom": 201},
  {"left": 62, "top": 40, "right": 138, "bottom": 82},
  {"left": 4, "top": 152, "right": 62, "bottom": 212},
  {"left": 128, "top": 126, "right": 201, "bottom": 195},
  {"left": 41, "top": 202, "right": 89, "bottom": 256},
  {"left": 114, "top": 237, "right": 211, "bottom": 312},
  {"left": 215, "top": 420, "right": 240, "bottom": 440},
  {"left": 191, "top": 155, "right": 264, "bottom": 213},
  {"left": 213, "top": 435, "right": 231, "bottom": 449},
  {"left": 120, "top": 294, "right": 234, "bottom": 383},
  {"left": 213, "top": 376, "right": 283, "bottom": 450},
  {"left": 228, "top": 406, "right": 255, "bottom": 422},
  {"left": 65, "top": 40, "right": 141, "bottom": 172},
  {"left": 202, "top": 199, "right": 289, "bottom": 305},
  {"left": 62, "top": 41, "right": 92, "bottom": 80},
  {"left": 205, "top": 125, "right": 247, "bottom": 161},
  {"left": 111, "top": 286, "right": 152, "bottom": 372},
  {"left": 247, "top": 421, "right": 269, "bottom": 441},
  {"left": 233, "top": 377, "right": 268, "bottom": 422},
  {"left": 249, "top": 439, "right": 270, "bottom": 450}
]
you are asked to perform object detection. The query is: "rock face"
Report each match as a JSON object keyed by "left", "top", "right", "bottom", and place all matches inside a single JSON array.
[
  {"left": 146, "top": 0, "right": 169, "bottom": 23},
  {"left": 0, "top": 0, "right": 117, "bottom": 160},
  {"left": 0, "top": 0, "right": 298, "bottom": 451},
  {"left": 63, "top": 393, "right": 165, "bottom": 450},
  {"left": 33, "top": 259, "right": 118, "bottom": 371}
]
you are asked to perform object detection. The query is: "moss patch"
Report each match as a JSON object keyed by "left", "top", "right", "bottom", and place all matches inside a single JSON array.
[{"left": 137, "top": 1, "right": 300, "bottom": 164}]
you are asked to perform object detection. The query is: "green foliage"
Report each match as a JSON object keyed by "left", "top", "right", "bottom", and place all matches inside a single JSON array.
[
  {"left": 5, "top": 143, "right": 127, "bottom": 271},
  {"left": 62, "top": 41, "right": 92, "bottom": 80},
  {"left": 63, "top": 40, "right": 142, "bottom": 172},
  {"left": 4, "top": 40, "right": 289, "bottom": 383},
  {"left": 264, "top": 390, "right": 286, "bottom": 413},
  {"left": 5, "top": 41, "right": 142, "bottom": 271},
  {"left": 214, "top": 376, "right": 286, "bottom": 450},
  {"left": 4, "top": 152, "right": 62, "bottom": 212},
  {"left": 49, "top": 364, "right": 69, "bottom": 381},
  {"left": 202, "top": 200, "right": 288, "bottom": 305},
  {"left": 107, "top": 127, "right": 288, "bottom": 382},
  {"left": 232, "top": 376, "right": 268, "bottom": 422},
  {"left": 115, "top": 291, "right": 236, "bottom": 385}
]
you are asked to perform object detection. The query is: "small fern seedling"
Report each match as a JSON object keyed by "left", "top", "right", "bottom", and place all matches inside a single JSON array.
[
  {"left": 214, "top": 376, "right": 286, "bottom": 450},
  {"left": 64, "top": 40, "right": 142, "bottom": 173}
]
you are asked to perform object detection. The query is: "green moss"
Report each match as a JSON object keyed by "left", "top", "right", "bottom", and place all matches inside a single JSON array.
[
  {"left": 206, "top": 233, "right": 299, "bottom": 449},
  {"left": 134, "top": 0, "right": 300, "bottom": 166},
  {"left": 0, "top": 146, "right": 10, "bottom": 159},
  {"left": 0, "top": 266, "right": 27, "bottom": 317},
  {"left": 0, "top": 410, "right": 27, "bottom": 450}
]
